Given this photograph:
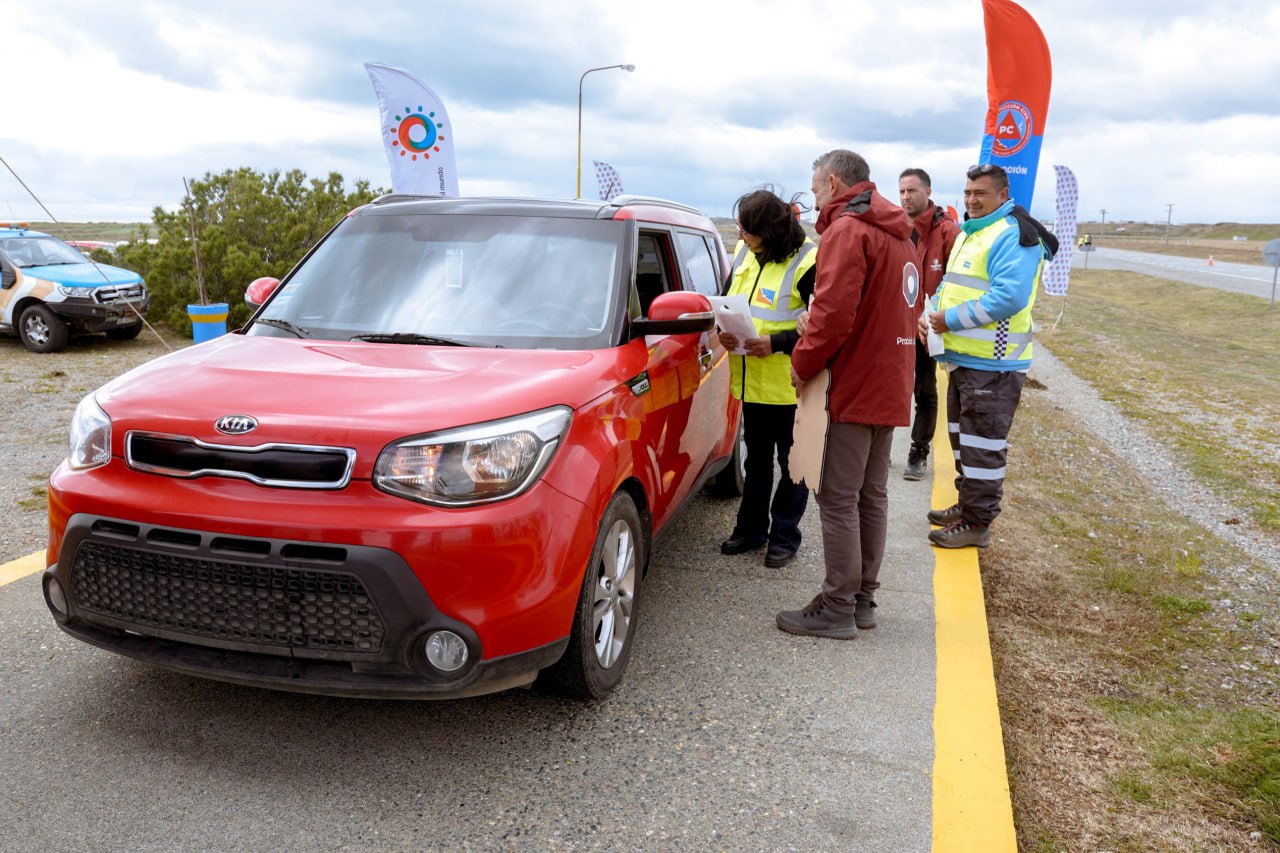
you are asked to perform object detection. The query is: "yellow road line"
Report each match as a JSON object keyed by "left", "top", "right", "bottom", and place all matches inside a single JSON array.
[
  {"left": 0, "top": 550, "right": 46, "bottom": 587},
  {"left": 930, "top": 368, "right": 1016, "bottom": 852}
]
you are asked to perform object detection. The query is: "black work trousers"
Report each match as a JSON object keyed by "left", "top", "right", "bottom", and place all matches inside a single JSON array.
[
  {"left": 945, "top": 366, "right": 1026, "bottom": 526},
  {"left": 910, "top": 340, "right": 938, "bottom": 454},
  {"left": 732, "top": 401, "right": 809, "bottom": 554}
]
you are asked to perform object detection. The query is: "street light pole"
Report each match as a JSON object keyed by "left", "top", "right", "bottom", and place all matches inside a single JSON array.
[{"left": 576, "top": 64, "right": 635, "bottom": 200}]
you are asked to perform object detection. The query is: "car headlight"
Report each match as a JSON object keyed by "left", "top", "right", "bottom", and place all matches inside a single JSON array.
[
  {"left": 68, "top": 394, "right": 112, "bottom": 471},
  {"left": 374, "top": 406, "right": 572, "bottom": 507},
  {"left": 58, "top": 285, "right": 96, "bottom": 299}
]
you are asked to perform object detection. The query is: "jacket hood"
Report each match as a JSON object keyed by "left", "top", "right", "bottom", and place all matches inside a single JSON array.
[{"left": 817, "top": 182, "right": 913, "bottom": 242}]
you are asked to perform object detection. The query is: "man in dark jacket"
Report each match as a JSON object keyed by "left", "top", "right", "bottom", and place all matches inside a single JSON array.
[
  {"left": 899, "top": 168, "right": 961, "bottom": 481},
  {"left": 776, "top": 149, "right": 920, "bottom": 639}
]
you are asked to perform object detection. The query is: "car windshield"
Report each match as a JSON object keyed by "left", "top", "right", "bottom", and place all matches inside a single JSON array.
[
  {"left": 248, "top": 211, "right": 627, "bottom": 350},
  {"left": 0, "top": 236, "right": 91, "bottom": 268}
]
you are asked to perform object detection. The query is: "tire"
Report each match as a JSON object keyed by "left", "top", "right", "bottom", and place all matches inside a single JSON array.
[
  {"left": 105, "top": 323, "right": 143, "bottom": 341},
  {"left": 708, "top": 415, "right": 746, "bottom": 497},
  {"left": 538, "top": 492, "right": 644, "bottom": 700},
  {"left": 18, "top": 304, "right": 69, "bottom": 353}
]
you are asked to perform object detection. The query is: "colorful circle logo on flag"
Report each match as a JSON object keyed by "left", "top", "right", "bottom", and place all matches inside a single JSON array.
[
  {"left": 993, "top": 100, "right": 1033, "bottom": 156},
  {"left": 389, "top": 106, "right": 446, "bottom": 161}
]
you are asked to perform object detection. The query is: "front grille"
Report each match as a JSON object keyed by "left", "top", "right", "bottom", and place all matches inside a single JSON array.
[
  {"left": 70, "top": 541, "right": 386, "bottom": 655},
  {"left": 96, "top": 283, "right": 146, "bottom": 303},
  {"left": 126, "top": 432, "right": 355, "bottom": 489}
]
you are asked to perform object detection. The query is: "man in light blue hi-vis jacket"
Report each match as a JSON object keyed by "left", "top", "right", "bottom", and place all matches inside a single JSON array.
[{"left": 920, "top": 163, "right": 1057, "bottom": 549}]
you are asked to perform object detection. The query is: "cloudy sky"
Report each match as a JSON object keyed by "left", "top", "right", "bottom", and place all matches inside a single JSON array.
[{"left": 3, "top": 0, "right": 1278, "bottom": 227}]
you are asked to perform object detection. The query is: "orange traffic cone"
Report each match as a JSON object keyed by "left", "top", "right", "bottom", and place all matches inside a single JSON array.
[{"left": 1208, "top": 255, "right": 1215, "bottom": 266}]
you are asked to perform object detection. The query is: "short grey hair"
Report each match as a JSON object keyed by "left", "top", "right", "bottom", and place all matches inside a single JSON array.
[{"left": 813, "top": 149, "right": 870, "bottom": 186}]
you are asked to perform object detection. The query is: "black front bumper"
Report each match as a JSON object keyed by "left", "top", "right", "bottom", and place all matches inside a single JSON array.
[
  {"left": 45, "top": 514, "right": 567, "bottom": 699},
  {"left": 54, "top": 296, "right": 151, "bottom": 332}
]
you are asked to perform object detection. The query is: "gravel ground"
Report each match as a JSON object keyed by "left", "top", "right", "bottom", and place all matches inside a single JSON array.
[{"left": 1, "top": 329, "right": 181, "bottom": 560}]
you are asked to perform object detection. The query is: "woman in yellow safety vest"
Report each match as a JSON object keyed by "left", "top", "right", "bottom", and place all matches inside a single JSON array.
[{"left": 717, "top": 189, "right": 817, "bottom": 569}]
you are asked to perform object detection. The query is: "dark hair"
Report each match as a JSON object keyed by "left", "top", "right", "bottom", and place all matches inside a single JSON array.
[
  {"left": 812, "top": 149, "right": 870, "bottom": 186},
  {"left": 734, "top": 188, "right": 806, "bottom": 265},
  {"left": 899, "top": 167, "right": 932, "bottom": 188},
  {"left": 966, "top": 163, "right": 1009, "bottom": 191}
]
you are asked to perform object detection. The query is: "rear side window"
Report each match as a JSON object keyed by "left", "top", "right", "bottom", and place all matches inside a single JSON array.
[{"left": 675, "top": 231, "right": 720, "bottom": 298}]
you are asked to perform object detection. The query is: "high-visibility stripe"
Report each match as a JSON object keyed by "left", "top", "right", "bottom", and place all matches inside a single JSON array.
[
  {"left": 959, "top": 434, "right": 1007, "bottom": 451},
  {"left": 960, "top": 465, "right": 1006, "bottom": 480},
  {"left": 942, "top": 271, "right": 991, "bottom": 292},
  {"left": 749, "top": 242, "right": 814, "bottom": 322},
  {"left": 948, "top": 328, "right": 1033, "bottom": 344}
]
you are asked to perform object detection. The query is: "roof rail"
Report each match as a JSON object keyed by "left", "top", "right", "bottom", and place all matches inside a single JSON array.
[
  {"left": 609, "top": 194, "right": 700, "bottom": 215},
  {"left": 371, "top": 193, "right": 439, "bottom": 205}
]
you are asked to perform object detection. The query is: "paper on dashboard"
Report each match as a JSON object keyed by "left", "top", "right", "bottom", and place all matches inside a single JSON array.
[{"left": 708, "top": 294, "right": 756, "bottom": 355}]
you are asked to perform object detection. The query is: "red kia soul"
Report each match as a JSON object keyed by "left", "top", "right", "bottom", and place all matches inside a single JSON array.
[{"left": 43, "top": 195, "right": 745, "bottom": 700}]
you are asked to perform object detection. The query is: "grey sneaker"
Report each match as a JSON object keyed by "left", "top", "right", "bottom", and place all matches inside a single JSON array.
[
  {"left": 903, "top": 447, "right": 927, "bottom": 481},
  {"left": 928, "top": 518, "right": 991, "bottom": 549},
  {"left": 776, "top": 594, "right": 858, "bottom": 640},
  {"left": 926, "top": 503, "right": 963, "bottom": 526},
  {"left": 854, "top": 598, "right": 877, "bottom": 630}
]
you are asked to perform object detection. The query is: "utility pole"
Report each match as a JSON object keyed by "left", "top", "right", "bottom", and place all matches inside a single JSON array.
[
  {"left": 1099, "top": 209, "right": 1107, "bottom": 242},
  {"left": 1164, "top": 203, "right": 1174, "bottom": 244}
]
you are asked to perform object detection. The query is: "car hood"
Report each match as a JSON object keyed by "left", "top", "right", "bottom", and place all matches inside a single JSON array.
[
  {"left": 98, "top": 335, "right": 645, "bottom": 474},
  {"left": 25, "top": 262, "right": 143, "bottom": 287}
]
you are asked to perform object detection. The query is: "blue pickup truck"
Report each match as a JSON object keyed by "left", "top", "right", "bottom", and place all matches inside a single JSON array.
[{"left": 0, "top": 223, "right": 150, "bottom": 352}]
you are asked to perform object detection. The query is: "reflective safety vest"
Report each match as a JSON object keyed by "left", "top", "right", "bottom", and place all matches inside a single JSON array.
[
  {"left": 937, "top": 218, "right": 1042, "bottom": 364},
  {"left": 726, "top": 240, "right": 816, "bottom": 404}
]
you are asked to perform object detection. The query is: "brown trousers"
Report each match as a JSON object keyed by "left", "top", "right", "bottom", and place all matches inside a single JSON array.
[{"left": 815, "top": 422, "right": 895, "bottom": 612}]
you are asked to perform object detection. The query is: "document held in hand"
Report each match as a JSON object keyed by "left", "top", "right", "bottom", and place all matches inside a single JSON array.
[{"left": 709, "top": 294, "right": 756, "bottom": 354}]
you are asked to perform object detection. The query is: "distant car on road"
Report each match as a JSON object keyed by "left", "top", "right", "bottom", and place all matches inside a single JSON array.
[
  {"left": 43, "top": 194, "right": 744, "bottom": 701},
  {"left": 0, "top": 224, "right": 149, "bottom": 352}
]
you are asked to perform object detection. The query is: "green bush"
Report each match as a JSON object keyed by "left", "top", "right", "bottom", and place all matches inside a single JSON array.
[{"left": 112, "top": 168, "right": 382, "bottom": 333}]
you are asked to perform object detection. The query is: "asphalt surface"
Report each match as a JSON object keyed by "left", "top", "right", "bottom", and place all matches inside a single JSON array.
[
  {"left": 1, "top": 431, "right": 941, "bottom": 852},
  {"left": 1072, "top": 245, "right": 1280, "bottom": 301}
]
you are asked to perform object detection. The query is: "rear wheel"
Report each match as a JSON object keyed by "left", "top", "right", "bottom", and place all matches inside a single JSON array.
[
  {"left": 105, "top": 323, "right": 143, "bottom": 341},
  {"left": 18, "top": 304, "right": 69, "bottom": 353},
  {"left": 538, "top": 492, "right": 644, "bottom": 699}
]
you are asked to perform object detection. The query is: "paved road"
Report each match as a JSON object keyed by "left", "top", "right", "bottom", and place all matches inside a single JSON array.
[
  {"left": 1073, "top": 246, "right": 1280, "bottom": 302},
  {"left": 1, "top": 434, "right": 947, "bottom": 852}
]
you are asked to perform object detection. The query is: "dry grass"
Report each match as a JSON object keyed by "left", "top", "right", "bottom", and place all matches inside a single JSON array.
[{"left": 981, "top": 270, "right": 1280, "bottom": 850}]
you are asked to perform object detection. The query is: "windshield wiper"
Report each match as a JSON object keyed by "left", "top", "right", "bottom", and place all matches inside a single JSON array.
[
  {"left": 350, "top": 333, "right": 473, "bottom": 346},
  {"left": 255, "top": 317, "right": 312, "bottom": 338}
]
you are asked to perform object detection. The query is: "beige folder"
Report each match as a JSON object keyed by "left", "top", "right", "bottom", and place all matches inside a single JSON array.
[{"left": 789, "top": 368, "right": 831, "bottom": 493}]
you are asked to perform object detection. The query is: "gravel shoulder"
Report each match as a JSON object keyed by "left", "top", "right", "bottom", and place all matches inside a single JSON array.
[{"left": 1, "top": 330, "right": 180, "bottom": 560}]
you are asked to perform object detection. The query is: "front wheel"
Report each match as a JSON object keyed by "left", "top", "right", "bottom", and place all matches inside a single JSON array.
[
  {"left": 538, "top": 492, "right": 644, "bottom": 700},
  {"left": 18, "top": 304, "right": 70, "bottom": 353}
]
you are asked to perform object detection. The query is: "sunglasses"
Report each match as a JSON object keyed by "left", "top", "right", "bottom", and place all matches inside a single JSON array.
[{"left": 966, "top": 163, "right": 1006, "bottom": 180}]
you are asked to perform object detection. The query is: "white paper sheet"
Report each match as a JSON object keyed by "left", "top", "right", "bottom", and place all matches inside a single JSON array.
[{"left": 709, "top": 294, "right": 756, "bottom": 355}]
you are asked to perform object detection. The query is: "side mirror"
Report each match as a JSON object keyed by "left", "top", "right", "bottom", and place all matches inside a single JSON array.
[
  {"left": 0, "top": 266, "right": 14, "bottom": 289},
  {"left": 245, "top": 276, "right": 280, "bottom": 311},
  {"left": 631, "top": 290, "right": 715, "bottom": 337}
]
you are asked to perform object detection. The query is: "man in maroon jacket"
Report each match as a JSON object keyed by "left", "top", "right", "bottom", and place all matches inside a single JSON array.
[
  {"left": 776, "top": 149, "right": 920, "bottom": 639},
  {"left": 899, "top": 168, "right": 961, "bottom": 481}
]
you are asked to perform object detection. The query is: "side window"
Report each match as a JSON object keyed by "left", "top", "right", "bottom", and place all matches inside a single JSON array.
[
  {"left": 635, "top": 231, "right": 674, "bottom": 315},
  {"left": 675, "top": 231, "right": 720, "bottom": 298}
]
